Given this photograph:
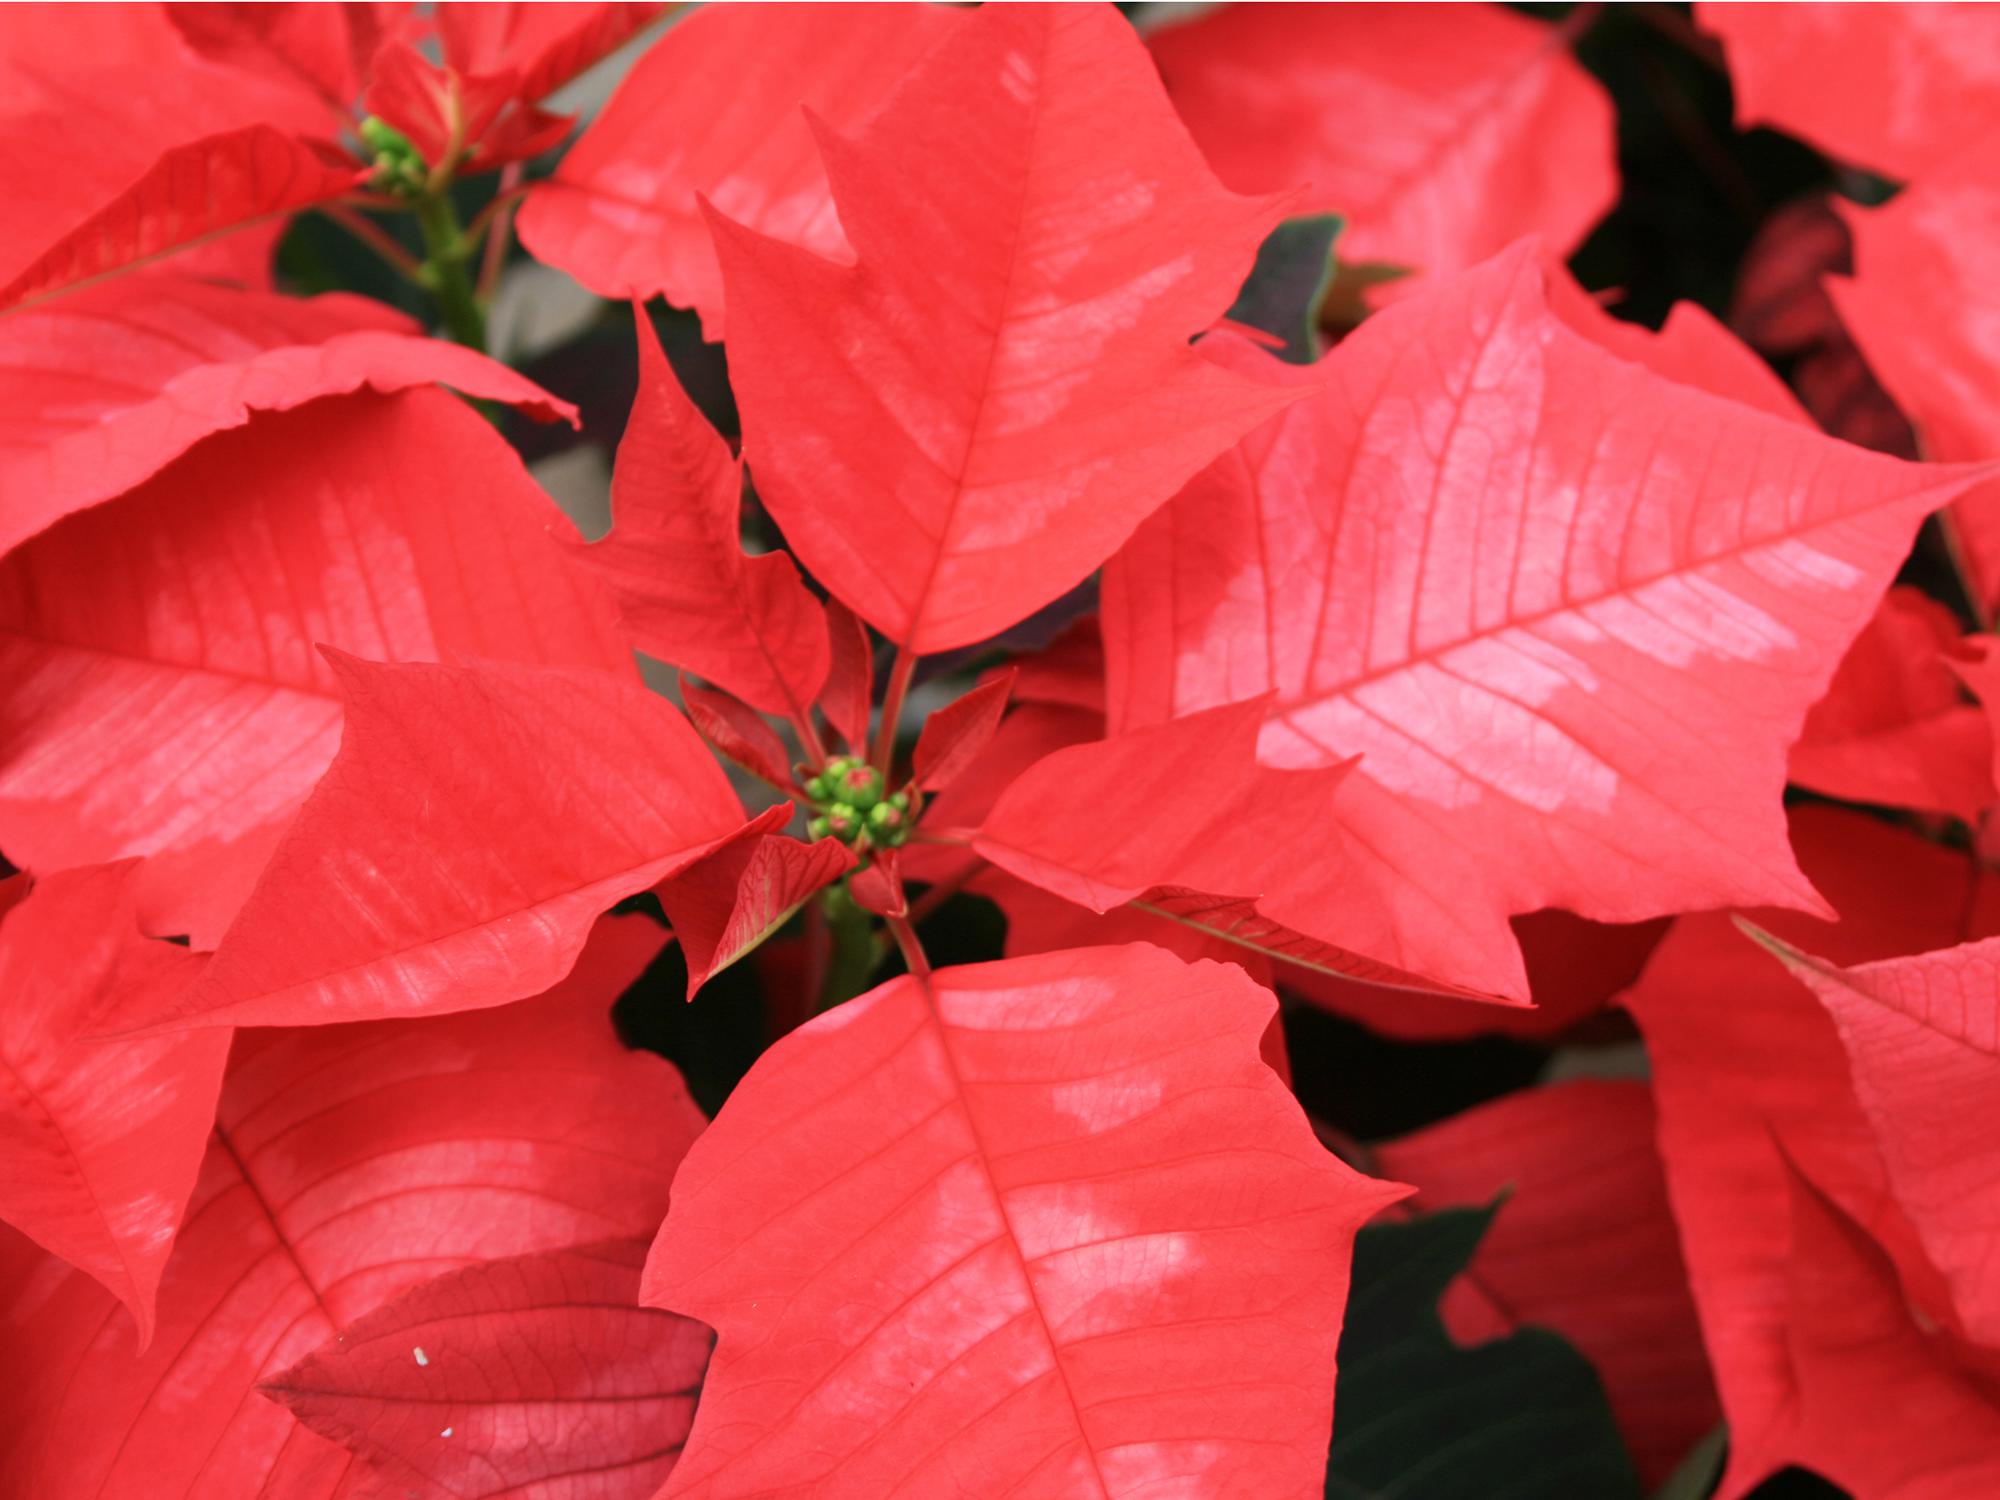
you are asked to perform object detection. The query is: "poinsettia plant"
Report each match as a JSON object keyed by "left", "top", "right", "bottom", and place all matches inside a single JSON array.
[{"left": 9, "top": 3, "right": 2000, "bottom": 1497}]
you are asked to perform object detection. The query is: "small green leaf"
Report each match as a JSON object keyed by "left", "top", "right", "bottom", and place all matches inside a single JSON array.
[{"left": 1328, "top": 1203, "right": 1643, "bottom": 1499}]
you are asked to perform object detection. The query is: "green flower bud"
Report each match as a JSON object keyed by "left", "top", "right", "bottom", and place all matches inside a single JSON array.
[
  {"left": 867, "top": 801, "right": 906, "bottom": 835},
  {"left": 807, "top": 814, "right": 832, "bottom": 842},
  {"left": 823, "top": 805, "right": 862, "bottom": 842},
  {"left": 803, "top": 774, "right": 831, "bottom": 803},
  {"left": 889, "top": 790, "right": 911, "bottom": 812},
  {"left": 358, "top": 116, "right": 413, "bottom": 154},
  {"left": 837, "top": 762, "right": 884, "bottom": 810}
]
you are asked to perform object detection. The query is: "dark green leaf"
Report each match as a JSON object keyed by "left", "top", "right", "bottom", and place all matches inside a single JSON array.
[
  {"left": 1224, "top": 213, "right": 1340, "bottom": 364},
  {"left": 1328, "top": 1204, "right": 1643, "bottom": 1500}
]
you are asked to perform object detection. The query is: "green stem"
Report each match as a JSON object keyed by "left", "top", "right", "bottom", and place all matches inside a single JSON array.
[
  {"left": 413, "top": 192, "right": 487, "bottom": 352},
  {"left": 815, "top": 885, "right": 883, "bottom": 1012}
]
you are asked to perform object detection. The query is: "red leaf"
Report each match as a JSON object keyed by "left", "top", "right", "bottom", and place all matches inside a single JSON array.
[
  {"left": 0, "top": 275, "right": 574, "bottom": 558},
  {"left": 435, "top": 2, "right": 667, "bottom": 107},
  {"left": 1622, "top": 804, "right": 2000, "bottom": 1497},
  {"left": 680, "top": 676, "right": 797, "bottom": 792},
  {"left": 1770, "top": 1162, "right": 2000, "bottom": 1500},
  {"left": 896, "top": 701, "right": 1104, "bottom": 896},
  {"left": 515, "top": 3, "right": 962, "bottom": 330},
  {"left": 1952, "top": 635, "right": 2000, "bottom": 793},
  {"left": 1105, "top": 243, "right": 1995, "bottom": 1000},
  {"left": 0, "top": 917, "right": 704, "bottom": 1498},
  {"left": 1829, "top": 155, "right": 2000, "bottom": 616},
  {"left": 656, "top": 813, "right": 853, "bottom": 998},
  {"left": 0, "top": 863, "right": 221, "bottom": 1345},
  {"left": 1009, "top": 615, "right": 1106, "bottom": 713},
  {"left": 0, "top": 20, "right": 339, "bottom": 305},
  {"left": 817, "top": 598, "right": 874, "bottom": 754},
  {"left": 845, "top": 848, "right": 905, "bottom": 919},
  {"left": 1544, "top": 258, "right": 1810, "bottom": 423},
  {"left": 967, "top": 869, "right": 1284, "bottom": 979},
  {"left": 646, "top": 943, "right": 1405, "bottom": 1497},
  {"left": 1699, "top": 2, "right": 2000, "bottom": 180},
  {"left": 1791, "top": 586, "right": 1994, "bottom": 820},
  {"left": 1376, "top": 1081, "right": 1720, "bottom": 1486},
  {"left": 912, "top": 668, "right": 1015, "bottom": 792},
  {"left": 576, "top": 314, "right": 829, "bottom": 718},
  {"left": 0, "top": 125, "right": 362, "bottom": 314},
  {"left": 978, "top": 697, "right": 1515, "bottom": 1003},
  {"left": 129, "top": 654, "right": 755, "bottom": 1031},
  {"left": 264, "top": 1239, "right": 710, "bottom": 1500},
  {"left": 166, "top": 2, "right": 387, "bottom": 117},
  {"left": 710, "top": 4, "right": 1303, "bottom": 654},
  {"left": 1285, "top": 909, "right": 1668, "bottom": 1043},
  {"left": 0, "top": 390, "right": 627, "bottom": 944},
  {"left": 1746, "top": 920, "right": 2000, "bottom": 1347},
  {"left": 362, "top": 39, "right": 574, "bottom": 177},
  {"left": 1152, "top": 3, "right": 1615, "bottom": 283}
]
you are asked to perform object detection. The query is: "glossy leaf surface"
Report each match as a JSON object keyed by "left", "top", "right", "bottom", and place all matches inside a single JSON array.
[
  {"left": 0, "top": 390, "right": 626, "bottom": 942},
  {"left": 1700, "top": 2, "right": 2000, "bottom": 179},
  {"left": 1791, "top": 586, "right": 1993, "bottom": 820},
  {"left": 1750, "top": 922, "right": 2000, "bottom": 1346},
  {"left": 1105, "top": 244, "right": 1993, "bottom": 998},
  {"left": 140, "top": 654, "right": 753, "bottom": 1030},
  {"left": 713, "top": 3, "right": 1302, "bottom": 653},
  {"left": 1152, "top": 4, "right": 1615, "bottom": 282},
  {"left": 266, "top": 1238, "right": 711, "bottom": 1500},
  {"left": 0, "top": 920, "right": 704, "bottom": 1498},
  {"left": 648, "top": 943, "right": 1404, "bottom": 1498},
  {"left": 1623, "top": 804, "right": 2000, "bottom": 1498},
  {"left": 516, "top": 3, "right": 961, "bottom": 330},
  {"left": 1830, "top": 152, "right": 2000, "bottom": 616},
  {"left": 0, "top": 863, "right": 221, "bottom": 1345},
  {"left": 0, "top": 275, "right": 573, "bottom": 558},
  {"left": 577, "top": 313, "right": 827, "bottom": 718}
]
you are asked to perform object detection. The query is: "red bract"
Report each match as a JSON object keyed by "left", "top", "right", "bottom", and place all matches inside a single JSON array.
[
  {"left": 1830, "top": 151, "right": 2000, "bottom": 618},
  {"left": 0, "top": 387, "right": 620, "bottom": 946},
  {"left": 0, "top": 273, "right": 574, "bottom": 557},
  {"left": 0, "top": 919, "right": 705, "bottom": 1496},
  {"left": 1698, "top": 2, "right": 2000, "bottom": 180},
  {"left": 647, "top": 945, "right": 1404, "bottom": 1498},
  {"left": 1104, "top": 243, "right": 1993, "bottom": 999},
  {"left": 1151, "top": 3, "right": 1616, "bottom": 286},
  {"left": 142, "top": 655, "right": 757, "bottom": 1029},
  {"left": 0, "top": 863, "right": 220, "bottom": 1344},
  {"left": 266, "top": 1239, "right": 712, "bottom": 1500},
  {"left": 576, "top": 314, "right": 829, "bottom": 724},
  {"left": 0, "top": 2, "right": 658, "bottom": 312},
  {"left": 517, "top": 3, "right": 962, "bottom": 332},
  {"left": 1623, "top": 806, "right": 2000, "bottom": 1498},
  {"left": 1790, "top": 586, "right": 1994, "bottom": 821},
  {"left": 712, "top": 3, "right": 1304, "bottom": 654},
  {"left": 1751, "top": 924, "right": 2000, "bottom": 1346},
  {"left": 20, "top": 6, "right": 2000, "bottom": 1494}
]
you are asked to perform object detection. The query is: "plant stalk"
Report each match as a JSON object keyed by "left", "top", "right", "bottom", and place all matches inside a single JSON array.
[{"left": 413, "top": 192, "right": 487, "bottom": 352}]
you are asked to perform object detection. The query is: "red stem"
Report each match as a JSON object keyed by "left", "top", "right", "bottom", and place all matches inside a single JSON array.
[
  {"left": 884, "top": 912, "right": 932, "bottom": 984},
  {"left": 790, "top": 709, "right": 830, "bottom": 770},
  {"left": 870, "top": 645, "right": 916, "bottom": 773},
  {"left": 322, "top": 204, "right": 423, "bottom": 281}
]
